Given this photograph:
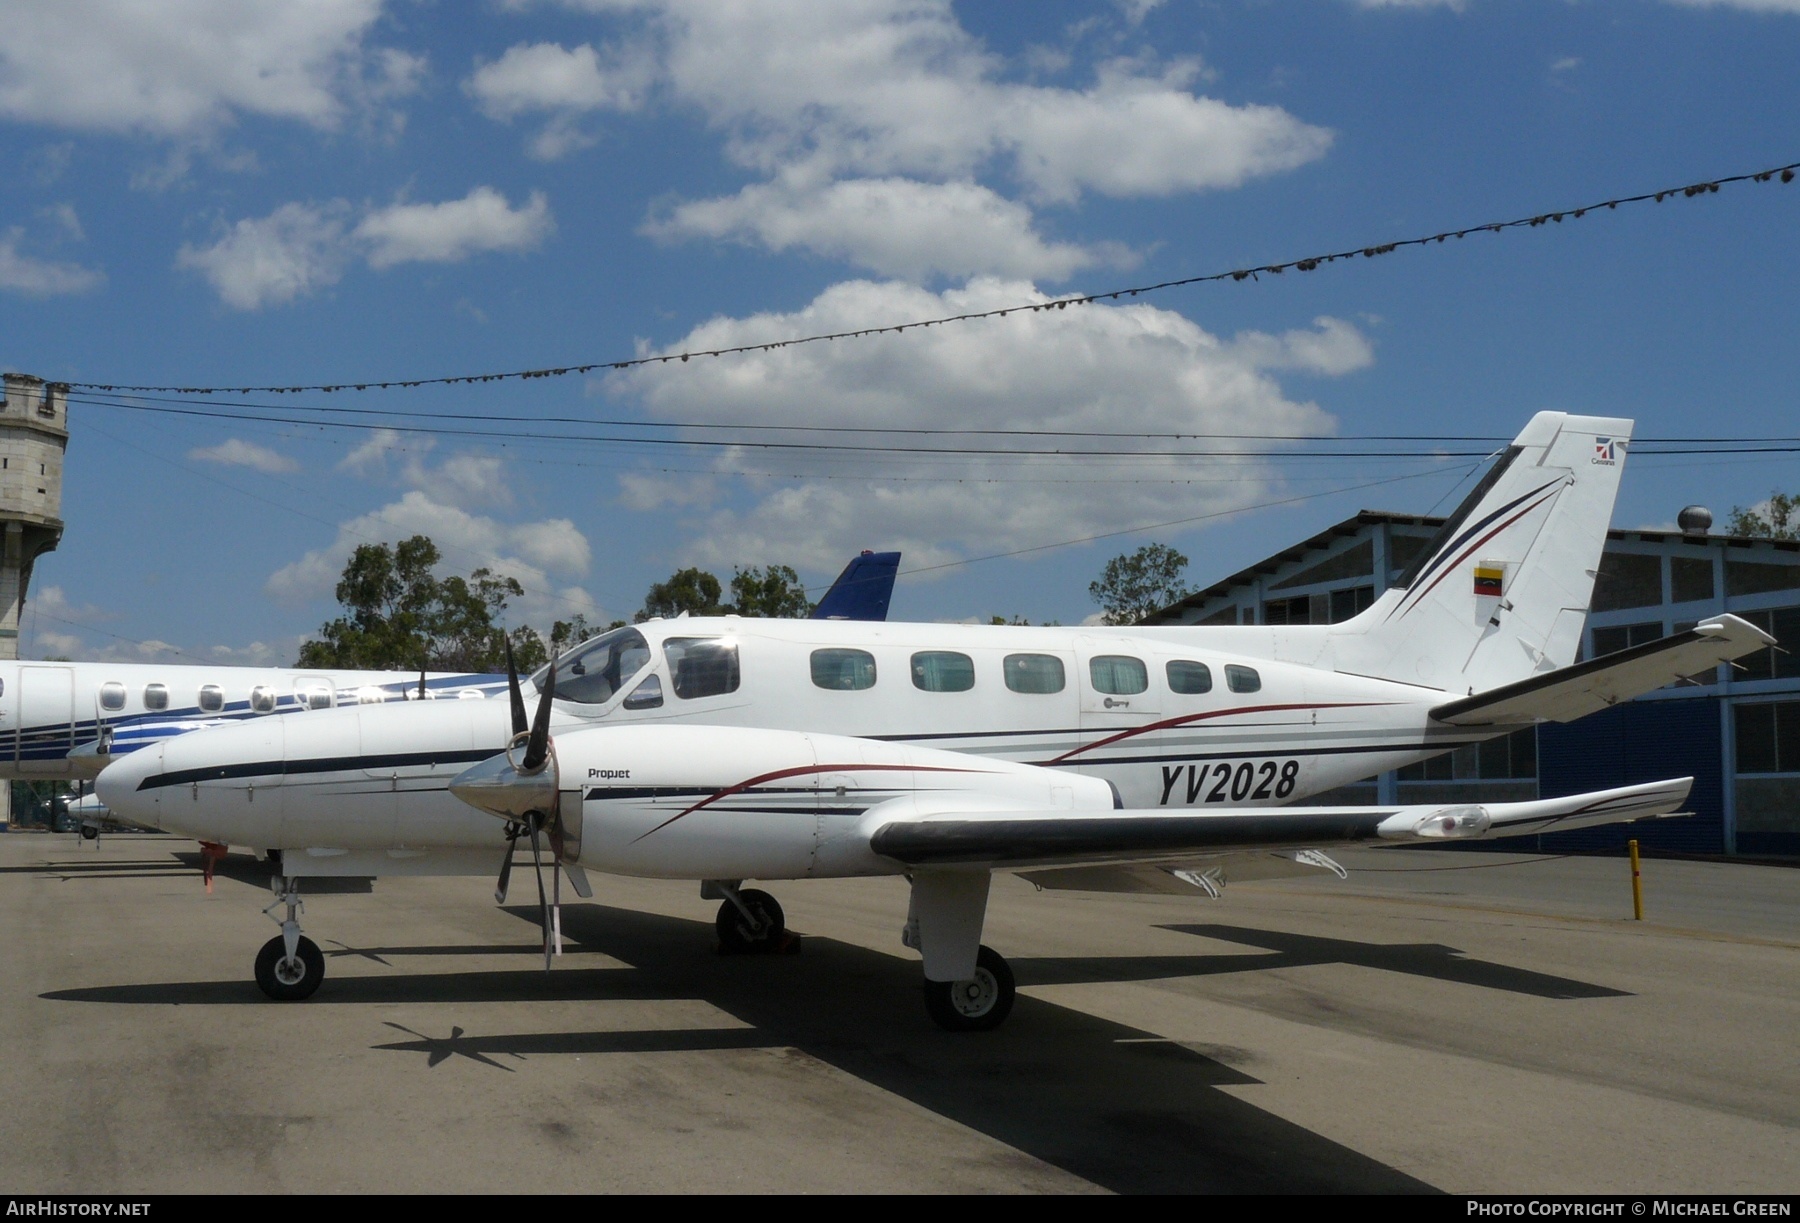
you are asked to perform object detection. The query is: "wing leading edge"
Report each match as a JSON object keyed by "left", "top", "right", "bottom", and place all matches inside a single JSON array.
[{"left": 865, "top": 777, "right": 1692, "bottom": 870}]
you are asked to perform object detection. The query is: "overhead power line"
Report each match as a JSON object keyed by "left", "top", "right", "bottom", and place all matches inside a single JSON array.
[{"left": 59, "top": 159, "right": 1800, "bottom": 398}]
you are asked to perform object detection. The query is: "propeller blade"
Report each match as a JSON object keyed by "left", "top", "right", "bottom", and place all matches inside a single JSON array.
[
  {"left": 521, "top": 661, "right": 555, "bottom": 773},
  {"left": 494, "top": 827, "right": 517, "bottom": 904},
  {"left": 504, "top": 637, "right": 527, "bottom": 738},
  {"left": 527, "top": 816, "right": 552, "bottom": 971},
  {"left": 417, "top": 667, "right": 426, "bottom": 701}
]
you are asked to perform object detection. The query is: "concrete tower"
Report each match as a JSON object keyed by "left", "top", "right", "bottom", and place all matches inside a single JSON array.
[{"left": 0, "top": 374, "right": 67, "bottom": 661}]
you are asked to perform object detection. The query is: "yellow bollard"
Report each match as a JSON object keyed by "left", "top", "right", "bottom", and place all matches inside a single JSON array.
[{"left": 1628, "top": 838, "right": 1643, "bottom": 921}]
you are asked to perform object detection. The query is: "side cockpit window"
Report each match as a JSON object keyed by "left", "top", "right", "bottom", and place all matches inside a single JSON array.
[
  {"left": 537, "top": 626, "right": 652, "bottom": 706},
  {"left": 99, "top": 682, "right": 126, "bottom": 712},
  {"left": 665, "top": 637, "right": 741, "bottom": 700}
]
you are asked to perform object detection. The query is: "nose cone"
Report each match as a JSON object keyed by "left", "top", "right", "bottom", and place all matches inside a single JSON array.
[
  {"left": 94, "top": 741, "right": 168, "bottom": 828},
  {"left": 449, "top": 752, "right": 558, "bottom": 822}
]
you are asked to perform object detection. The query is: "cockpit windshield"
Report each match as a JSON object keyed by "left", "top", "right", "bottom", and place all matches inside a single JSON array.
[{"left": 532, "top": 626, "right": 652, "bottom": 706}]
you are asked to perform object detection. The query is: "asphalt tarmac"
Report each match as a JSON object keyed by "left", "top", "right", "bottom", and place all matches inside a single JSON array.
[{"left": 1, "top": 833, "right": 1794, "bottom": 1194}]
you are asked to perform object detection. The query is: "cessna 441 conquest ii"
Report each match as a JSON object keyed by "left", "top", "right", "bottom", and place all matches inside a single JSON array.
[{"left": 96, "top": 413, "right": 1771, "bottom": 1030}]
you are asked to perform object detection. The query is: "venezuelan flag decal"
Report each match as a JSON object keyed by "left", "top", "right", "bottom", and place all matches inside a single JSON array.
[{"left": 1473, "top": 563, "right": 1505, "bottom": 596}]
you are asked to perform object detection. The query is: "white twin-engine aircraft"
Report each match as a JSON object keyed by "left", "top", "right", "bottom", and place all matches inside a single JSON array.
[{"left": 97, "top": 413, "right": 1772, "bottom": 1031}]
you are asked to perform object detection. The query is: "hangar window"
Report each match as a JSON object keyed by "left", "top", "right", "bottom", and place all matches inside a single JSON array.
[
  {"left": 811, "top": 648, "right": 876, "bottom": 691},
  {"left": 1003, "top": 653, "right": 1064, "bottom": 694},
  {"left": 1166, "top": 660, "right": 1213, "bottom": 695},
  {"left": 665, "top": 637, "right": 741, "bottom": 700},
  {"left": 143, "top": 683, "right": 169, "bottom": 712},
  {"left": 911, "top": 651, "right": 974, "bottom": 693},
  {"left": 99, "top": 682, "right": 126, "bottom": 712},
  {"left": 1224, "top": 664, "right": 1261, "bottom": 694},
  {"left": 1732, "top": 607, "right": 1800, "bottom": 682},
  {"left": 538, "top": 626, "right": 652, "bottom": 706},
  {"left": 1590, "top": 621, "right": 1663, "bottom": 658},
  {"left": 250, "top": 686, "right": 276, "bottom": 714},
  {"left": 198, "top": 684, "right": 224, "bottom": 714},
  {"left": 1089, "top": 655, "right": 1147, "bottom": 696},
  {"left": 1592, "top": 552, "right": 1662, "bottom": 612}
]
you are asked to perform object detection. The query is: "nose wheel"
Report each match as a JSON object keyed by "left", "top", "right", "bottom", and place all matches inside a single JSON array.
[
  {"left": 255, "top": 934, "right": 324, "bottom": 1001},
  {"left": 714, "top": 887, "right": 791, "bottom": 954},
  {"left": 255, "top": 876, "right": 324, "bottom": 1000},
  {"left": 923, "top": 945, "right": 1015, "bottom": 1032}
]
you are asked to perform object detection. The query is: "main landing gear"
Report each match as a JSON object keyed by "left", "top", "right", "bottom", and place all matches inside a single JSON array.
[
  {"left": 255, "top": 874, "right": 323, "bottom": 1001},
  {"left": 921, "top": 946, "right": 1015, "bottom": 1032}
]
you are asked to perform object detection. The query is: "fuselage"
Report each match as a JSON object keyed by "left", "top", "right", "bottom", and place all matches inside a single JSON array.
[
  {"left": 0, "top": 658, "right": 504, "bottom": 780},
  {"left": 96, "top": 616, "right": 1496, "bottom": 877}
]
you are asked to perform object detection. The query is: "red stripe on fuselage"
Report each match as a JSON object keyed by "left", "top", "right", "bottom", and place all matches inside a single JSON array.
[
  {"left": 1048, "top": 702, "right": 1395, "bottom": 765},
  {"left": 628, "top": 761, "right": 979, "bottom": 842}
]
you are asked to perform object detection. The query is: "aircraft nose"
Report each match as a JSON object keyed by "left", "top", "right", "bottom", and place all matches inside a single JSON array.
[{"left": 94, "top": 741, "right": 167, "bottom": 826}]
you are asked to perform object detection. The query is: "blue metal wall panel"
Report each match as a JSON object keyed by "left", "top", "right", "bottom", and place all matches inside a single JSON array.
[{"left": 1536, "top": 697, "right": 1725, "bottom": 854}]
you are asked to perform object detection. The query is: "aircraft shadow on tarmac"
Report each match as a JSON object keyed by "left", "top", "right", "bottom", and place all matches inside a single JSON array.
[
  {"left": 1008, "top": 923, "right": 1632, "bottom": 1001},
  {"left": 44, "top": 902, "right": 1455, "bottom": 1193}
]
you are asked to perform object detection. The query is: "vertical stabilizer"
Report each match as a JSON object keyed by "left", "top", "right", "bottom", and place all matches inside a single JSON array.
[{"left": 1329, "top": 411, "right": 1632, "bottom": 694}]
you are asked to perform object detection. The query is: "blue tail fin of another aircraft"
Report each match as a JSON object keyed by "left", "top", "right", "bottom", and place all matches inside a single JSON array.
[{"left": 811, "top": 551, "right": 901, "bottom": 621}]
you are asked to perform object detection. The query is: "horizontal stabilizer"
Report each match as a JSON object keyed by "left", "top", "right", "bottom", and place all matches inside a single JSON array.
[
  {"left": 864, "top": 777, "right": 1693, "bottom": 869},
  {"left": 1430, "top": 615, "right": 1773, "bottom": 726}
]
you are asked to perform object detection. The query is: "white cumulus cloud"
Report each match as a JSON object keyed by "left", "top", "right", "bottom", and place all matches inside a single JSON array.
[
  {"left": 189, "top": 438, "right": 301, "bottom": 473},
  {"left": 0, "top": 0, "right": 421, "bottom": 137},
  {"left": 606, "top": 277, "right": 1362, "bottom": 573},
  {"left": 177, "top": 188, "right": 553, "bottom": 309},
  {"left": 0, "top": 228, "right": 102, "bottom": 296},
  {"left": 355, "top": 187, "right": 554, "bottom": 268},
  {"left": 644, "top": 175, "right": 1122, "bottom": 280}
]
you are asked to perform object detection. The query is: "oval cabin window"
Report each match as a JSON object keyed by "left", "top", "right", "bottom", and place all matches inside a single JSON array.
[
  {"left": 99, "top": 682, "right": 126, "bottom": 712},
  {"left": 198, "top": 684, "right": 224, "bottom": 713},
  {"left": 143, "top": 683, "right": 169, "bottom": 712},
  {"left": 250, "top": 686, "right": 276, "bottom": 714}
]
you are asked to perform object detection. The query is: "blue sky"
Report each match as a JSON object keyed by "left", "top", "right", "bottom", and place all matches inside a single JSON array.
[{"left": 2, "top": 0, "right": 1797, "bottom": 663}]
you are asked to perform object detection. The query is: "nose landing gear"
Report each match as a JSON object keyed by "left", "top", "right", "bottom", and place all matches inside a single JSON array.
[{"left": 255, "top": 876, "right": 323, "bottom": 1001}]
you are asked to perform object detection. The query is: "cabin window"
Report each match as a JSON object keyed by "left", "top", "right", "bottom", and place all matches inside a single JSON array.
[
  {"left": 623, "top": 674, "right": 664, "bottom": 710},
  {"left": 665, "top": 637, "right": 741, "bottom": 700},
  {"left": 1225, "top": 664, "right": 1261, "bottom": 694},
  {"left": 355, "top": 685, "right": 388, "bottom": 704},
  {"left": 298, "top": 683, "right": 333, "bottom": 710},
  {"left": 539, "top": 626, "right": 651, "bottom": 706},
  {"left": 250, "top": 686, "right": 276, "bottom": 714},
  {"left": 1167, "top": 660, "right": 1213, "bottom": 694},
  {"left": 1089, "top": 655, "right": 1148, "bottom": 696},
  {"left": 911, "top": 651, "right": 974, "bottom": 693},
  {"left": 1004, "top": 653, "right": 1064, "bottom": 694},
  {"left": 99, "top": 682, "right": 126, "bottom": 712},
  {"left": 198, "top": 684, "right": 224, "bottom": 713},
  {"left": 811, "top": 648, "right": 877, "bottom": 691},
  {"left": 143, "top": 683, "right": 169, "bottom": 712}
]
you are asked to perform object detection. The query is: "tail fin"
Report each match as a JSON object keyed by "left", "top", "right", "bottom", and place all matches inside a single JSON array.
[
  {"left": 1330, "top": 411, "right": 1631, "bottom": 693},
  {"left": 810, "top": 550, "right": 901, "bottom": 621}
]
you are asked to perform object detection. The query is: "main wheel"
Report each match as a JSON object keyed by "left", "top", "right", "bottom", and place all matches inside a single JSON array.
[
  {"left": 923, "top": 945, "right": 1015, "bottom": 1032},
  {"left": 715, "top": 889, "right": 785, "bottom": 954},
  {"left": 254, "top": 935, "right": 324, "bottom": 1001}
]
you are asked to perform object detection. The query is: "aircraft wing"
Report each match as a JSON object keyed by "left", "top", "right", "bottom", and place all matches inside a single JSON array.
[
  {"left": 865, "top": 777, "right": 1691, "bottom": 870},
  {"left": 1429, "top": 615, "right": 1774, "bottom": 727}
]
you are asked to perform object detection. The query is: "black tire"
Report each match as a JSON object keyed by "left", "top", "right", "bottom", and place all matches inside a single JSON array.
[
  {"left": 715, "top": 889, "right": 785, "bottom": 953},
  {"left": 254, "top": 935, "right": 324, "bottom": 1001},
  {"left": 923, "top": 945, "right": 1015, "bottom": 1032},
  {"left": 80, "top": 825, "right": 98, "bottom": 841}
]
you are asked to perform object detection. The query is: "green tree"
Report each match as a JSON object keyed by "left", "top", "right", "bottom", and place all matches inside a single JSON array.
[
  {"left": 1727, "top": 492, "right": 1800, "bottom": 540},
  {"left": 637, "top": 567, "right": 725, "bottom": 622},
  {"left": 297, "top": 536, "right": 538, "bottom": 672},
  {"left": 729, "top": 564, "right": 814, "bottom": 618},
  {"left": 635, "top": 564, "right": 816, "bottom": 622},
  {"left": 1088, "top": 543, "right": 1195, "bottom": 626}
]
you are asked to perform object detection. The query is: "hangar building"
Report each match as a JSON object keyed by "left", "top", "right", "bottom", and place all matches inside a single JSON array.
[{"left": 1141, "top": 509, "right": 1800, "bottom": 857}]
